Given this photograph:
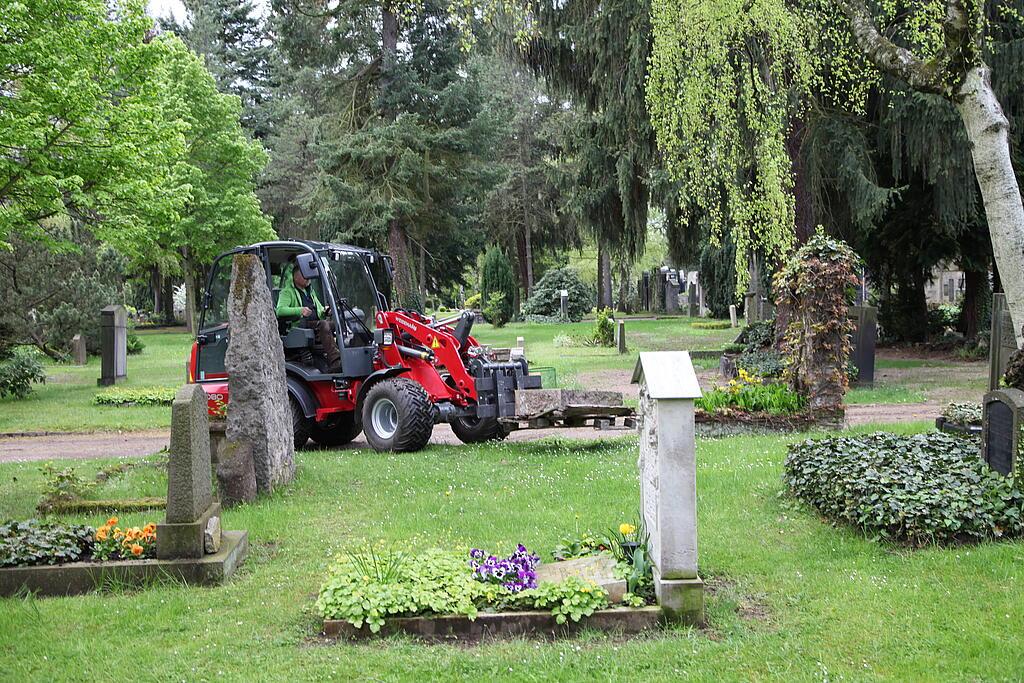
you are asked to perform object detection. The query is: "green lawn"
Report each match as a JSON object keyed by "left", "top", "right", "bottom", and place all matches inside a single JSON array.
[
  {"left": 0, "top": 319, "right": 735, "bottom": 434},
  {"left": 2, "top": 426, "right": 1021, "bottom": 680}
]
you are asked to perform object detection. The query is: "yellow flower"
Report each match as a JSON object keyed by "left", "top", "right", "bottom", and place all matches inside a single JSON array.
[
  {"left": 619, "top": 523, "right": 636, "bottom": 536},
  {"left": 130, "top": 544, "right": 144, "bottom": 557}
]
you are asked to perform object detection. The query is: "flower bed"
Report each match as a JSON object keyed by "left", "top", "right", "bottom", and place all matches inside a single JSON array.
[
  {"left": 1, "top": 516, "right": 158, "bottom": 568},
  {"left": 317, "top": 529, "right": 658, "bottom": 639},
  {"left": 935, "top": 402, "right": 982, "bottom": 436}
]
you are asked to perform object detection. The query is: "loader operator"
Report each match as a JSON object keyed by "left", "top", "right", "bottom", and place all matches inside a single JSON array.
[{"left": 276, "top": 258, "right": 342, "bottom": 373}]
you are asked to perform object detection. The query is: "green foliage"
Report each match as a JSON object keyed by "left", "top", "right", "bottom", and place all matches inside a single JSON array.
[
  {"left": 697, "top": 371, "right": 806, "bottom": 415},
  {"left": 93, "top": 386, "right": 177, "bottom": 407},
  {"left": 523, "top": 268, "right": 593, "bottom": 322},
  {"left": 785, "top": 432, "right": 1024, "bottom": 545},
  {"left": 692, "top": 321, "right": 731, "bottom": 330},
  {"left": 698, "top": 236, "right": 738, "bottom": 318},
  {"left": 38, "top": 463, "right": 96, "bottom": 507},
  {"left": 0, "top": 519, "right": 94, "bottom": 568},
  {"left": 928, "top": 304, "right": 962, "bottom": 336},
  {"left": 126, "top": 333, "right": 145, "bottom": 356},
  {"left": 552, "top": 531, "right": 611, "bottom": 561},
  {"left": 514, "top": 577, "right": 609, "bottom": 625},
  {"left": 316, "top": 547, "right": 488, "bottom": 632},
  {"left": 592, "top": 308, "right": 615, "bottom": 347},
  {"left": 0, "top": 347, "right": 46, "bottom": 399},
  {"left": 465, "top": 293, "right": 482, "bottom": 310},
  {"left": 737, "top": 350, "right": 786, "bottom": 379},
  {"left": 942, "top": 402, "right": 982, "bottom": 427},
  {"left": 1004, "top": 350, "right": 1024, "bottom": 391},
  {"left": 480, "top": 248, "right": 517, "bottom": 326},
  {"left": 739, "top": 319, "right": 776, "bottom": 352}
]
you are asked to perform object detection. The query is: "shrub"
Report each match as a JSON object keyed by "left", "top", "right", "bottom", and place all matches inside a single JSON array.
[
  {"left": 942, "top": 402, "right": 982, "bottom": 426},
  {"left": 697, "top": 369, "right": 805, "bottom": 414},
  {"left": 784, "top": 432, "right": 1024, "bottom": 545},
  {"left": 480, "top": 247, "right": 517, "bottom": 325},
  {"left": 1004, "top": 349, "right": 1024, "bottom": 390},
  {"left": 739, "top": 319, "right": 776, "bottom": 352},
  {"left": 0, "top": 347, "right": 46, "bottom": 399},
  {"left": 126, "top": 332, "right": 145, "bottom": 355},
  {"left": 691, "top": 320, "right": 731, "bottom": 330},
  {"left": 483, "top": 293, "right": 511, "bottom": 328},
  {"left": 698, "top": 236, "right": 737, "bottom": 318},
  {"left": 522, "top": 267, "right": 593, "bottom": 322},
  {"left": 593, "top": 307, "right": 614, "bottom": 346},
  {"left": 0, "top": 519, "right": 94, "bottom": 567},
  {"left": 927, "top": 303, "right": 961, "bottom": 337},
  {"left": 465, "top": 292, "right": 482, "bottom": 309},
  {"left": 94, "top": 386, "right": 176, "bottom": 406},
  {"left": 737, "top": 349, "right": 786, "bottom": 379}
]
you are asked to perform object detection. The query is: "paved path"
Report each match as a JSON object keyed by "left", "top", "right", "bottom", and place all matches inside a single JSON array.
[{"left": 0, "top": 424, "right": 620, "bottom": 463}]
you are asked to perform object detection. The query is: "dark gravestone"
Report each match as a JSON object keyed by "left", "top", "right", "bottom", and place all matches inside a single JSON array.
[
  {"left": 981, "top": 389, "right": 1024, "bottom": 477},
  {"left": 848, "top": 306, "right": 878, "bottom": 387},
  {"left": 652, "top": 270, "right": 666, "bottom": 314},
  {"left": 641, "top": 272, "right": 651, "bottom": 311},
  {"left": 989, "top": 294, "right": 1018, "bottom": 391},
  {"left": 687, "top": 283, "right": 698, "bottom": 317},
  {"left": 665, "top": 274, "right": 680, "bottom": 313},
  {"left": 97, "top": 305, "right": 127, "bottom": 386}
]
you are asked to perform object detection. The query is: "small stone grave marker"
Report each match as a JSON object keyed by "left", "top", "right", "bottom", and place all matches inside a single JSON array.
[
  {"left": 536, "top": 555, "right": 625, "bottom": 603},
  {"left": 687, "top": 283, "right": 698, "bottom": 317},
  {"left": 981, "top": 388, "right": 1024, "bottom": 477},
  {"left": 616, "top": 319, "right": 626, "bottom": 354},
  {"left": 630, "top": 351, "right": 704, "bottom": 625},
  {"left": 560, "top": 289, "right": 569, "bottom": 319},
  {"left": 71, "top": 334, "right": 87, "bottom": 366},
  {"left": 97, "top": 305, "right": 127, "bottom": 386},
  {"left": 729, "top": 305, "right": 738, "bottom": 328}
]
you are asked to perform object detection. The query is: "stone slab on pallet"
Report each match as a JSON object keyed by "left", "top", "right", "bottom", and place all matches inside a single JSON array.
[
  {"left": 0, "top": 531, "right": 248, "bottom": 597},
  {"left": 514, "top": 389, "right": 627, "bottom": 419},
  {"left": 322, "top": 606, "right": 662, "bottom": 642}
]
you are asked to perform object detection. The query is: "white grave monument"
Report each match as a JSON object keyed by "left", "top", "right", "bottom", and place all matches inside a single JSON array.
[{"left": 630, "top": 351, "right": 705, "bottom": 624}]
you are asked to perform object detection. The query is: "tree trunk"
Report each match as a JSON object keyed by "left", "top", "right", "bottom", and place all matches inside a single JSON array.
[
  {"left": 597, "top": 242, "right": 612, "bottom": 309},
  {"left": 959, "top": 269, "right": 984, "bottom": 340},
  {"left": 954, "top": 65, "right": 1024, "bottom": 348},
  {"left": 387, "top": 222, "right": 412, "bottom": 307},
  {"left": 183, "top": 253, "right": 197, "bottom": 334},
  {"left": 524, "top": 228, "right": 534, "bottom": 295},
  {"left": 418, "top": 242, "right": 426, "bottom": 306},
  {"left": 788, "top": 115, "right": 815, "bottom": 242},
  {"left": 162, "top": 274, "right": 175, "bottom": 324},
  {"left": 151, "top": 267, "right": 162, "bottom": 320},
  {"left": 616, "top": 257, "right": 631, "bottom": 313}
]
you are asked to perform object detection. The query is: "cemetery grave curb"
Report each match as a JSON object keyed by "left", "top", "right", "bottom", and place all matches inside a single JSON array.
[
  {"left": 322, "top": 606, "right": 664, "bottom": 642},
  {"left": 0, "top": 530, "right": 248, "bottom": 597}
]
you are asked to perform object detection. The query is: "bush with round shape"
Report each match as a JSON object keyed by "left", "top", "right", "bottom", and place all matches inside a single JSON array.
[
  {"left": 522, "top": 267, "right": 593, "bottom": 322},
  {"left": 784, "top": 431, "right": 1024, "bottom": 545},
  {"left": 0, "top": 347, "right": 46, "bottom": 399}
]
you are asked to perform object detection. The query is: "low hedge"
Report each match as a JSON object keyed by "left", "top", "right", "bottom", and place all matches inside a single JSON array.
[
  {"left": 94, "top": 386, "right": 176, "bottom": 407},
  {"left": 691, "top": 320, "right": 731, "bottom": 330},
  {"left": 784, "top": 432, "right": 1024, "bottom": 545}
]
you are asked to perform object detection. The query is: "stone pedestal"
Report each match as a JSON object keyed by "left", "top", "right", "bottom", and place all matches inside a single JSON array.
[
  {"left": 97, "top": 305, "right": 127, "bottom": 386},
  {"left": 615, "top": 319, "right": 626, "bottom": 354},
  {"left": 687, "top": 283, "right": 698, "bottom": 317},
  {"left": 631, "top": 351, "right": 705, "bottom": 626},
  {"left": 559, "top": 290, "right": 569, "bottom": 319}
]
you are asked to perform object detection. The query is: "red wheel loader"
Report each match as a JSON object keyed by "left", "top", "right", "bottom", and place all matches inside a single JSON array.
[{"left": 187, "top": 240, "right": 544, "bottom": 452}]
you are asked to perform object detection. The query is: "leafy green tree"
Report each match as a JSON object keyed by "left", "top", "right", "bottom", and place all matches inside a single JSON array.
[
  {"left": 0, "top": 0, "right": 184, "bottom": 249},
  {"left": 480, "top": 246, "right": 517, "bottom": 325}
]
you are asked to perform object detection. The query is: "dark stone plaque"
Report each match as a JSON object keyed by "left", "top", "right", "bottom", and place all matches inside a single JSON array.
[{"left": 982, "top": 389, "right": 1024, "bottom": 478}]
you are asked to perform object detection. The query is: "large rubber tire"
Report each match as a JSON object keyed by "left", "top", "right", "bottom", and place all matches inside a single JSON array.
[
  {"left": 361, "top": 378, "right": 434, "bottom": 452},
  {"left": 450, "top": 416, "right": 510, "bottom": 444},
  {"left": 291, "top": 396, "right": 312, "bottom": 450},
  {"left": 310, "top": 411, "right": 362, "bottom": 448}
]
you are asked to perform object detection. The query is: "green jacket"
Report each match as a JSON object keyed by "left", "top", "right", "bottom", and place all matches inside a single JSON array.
[{"left": 276, "top": 264, "right": 325, "bottom": 330}]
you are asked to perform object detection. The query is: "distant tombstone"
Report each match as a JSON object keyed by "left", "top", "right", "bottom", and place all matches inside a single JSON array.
[
  {"left": 665, "top": 272, "right": 680, "bottom": 313},
  {"left": 729, "top": 305, "right": 738, "bottom": 328},
  {"left": 157, "top": 385, "right": 221, "bottom": 559},
  {"left": 981, "top": 389, "right": 1024, "bottom": 477},
  {"left": 97, "top": 305, "right": 127, "bottom": 386},
  {"left": 516, "top": 336, "right": 525, "bottom": 350},
  {"left": 630, "top": 352, "right": 705, "bottom": 625},
  {"left": 687, "top": 283, "right": 698, "bottom": 317},
  {"left": 652, "top": 270, "right": 666, "bottom": 313},
  {"left": 559, "top": 289, "right": 569, "bottom": 319},
  {"left": 641, "top": 272, "right": 651, "bottom": 311},
  {"left": 71, "top": 334, "right": 87, "bottom": 366},
  {"left": 989, "top": 294, "right": 1018, "bottom": 391},
  {"left": 615, "top": 319, "right": 626, "bottom": 354},
  {"left": 848, "top": 306, "right": 878, "bottom": 387},
  {"left": 226, "top": 253, "right": 296, "bottom": 493}
]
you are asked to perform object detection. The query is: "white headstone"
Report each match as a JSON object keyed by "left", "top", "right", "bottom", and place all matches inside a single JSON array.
[
  {"left": 729, "top": 304, "right": 738, "bottom": 328},
  {"left": 630, "top": 351, "right": 705, "bottom": 624}
]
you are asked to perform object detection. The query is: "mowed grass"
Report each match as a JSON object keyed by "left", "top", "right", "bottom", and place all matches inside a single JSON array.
[
  {"left": 0, "top": 330, "right": 192, "bottom": 434},
  {"left": 2, "top": 426, "right": 1023, "bottom": 680},
  {"left": 0, "top": 320, "right": 734, "bottom": 433}
]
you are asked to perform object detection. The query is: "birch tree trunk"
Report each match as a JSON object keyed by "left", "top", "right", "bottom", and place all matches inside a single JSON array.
[{"left": 954, "top": 66, "right": 1024, "bottom": 348}]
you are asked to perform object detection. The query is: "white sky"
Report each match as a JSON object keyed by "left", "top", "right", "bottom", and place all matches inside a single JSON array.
[{"left": 146, "top": 0, "right": 186, "bottom": 22}]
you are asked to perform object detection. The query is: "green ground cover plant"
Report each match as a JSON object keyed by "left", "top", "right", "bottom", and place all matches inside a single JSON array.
[
  {"left": 93, "top": 386, "right": 177, "bottom": 406},
  {"left": 2, "top": 429, "right": 1023, "bottom": 678},
  {"left": 0, "top": 519, "right": 94, "bottom": 567},
  {"left": 697, "top": 370, "right": 806, "bottom": 415},
  {"left": 785, "top": 432, "right": 1024, "bottom": 545}
]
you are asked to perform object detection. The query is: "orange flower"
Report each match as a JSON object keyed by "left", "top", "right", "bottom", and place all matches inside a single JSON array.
[
  {"left": 130, "top": 544, "right": 143, "bottom": 557},
  {"left": 106, "top": 516, "right": 118, "bottom": 526},
  {"left": 95, "top": 528, "right": 108, "bottom": 541},
  {"left": 142, "top": 523, "right": 156, "bottom": 534}
]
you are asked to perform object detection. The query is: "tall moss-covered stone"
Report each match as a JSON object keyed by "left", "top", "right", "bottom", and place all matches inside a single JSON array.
[
  {"left": 165, "top": 384, "right": 213, "bottom": 523},
  {"left": 225, "top": 253, "right": 295, "bottom": 493}
]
